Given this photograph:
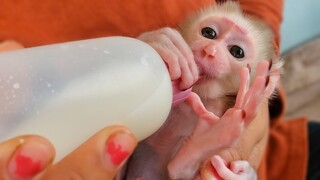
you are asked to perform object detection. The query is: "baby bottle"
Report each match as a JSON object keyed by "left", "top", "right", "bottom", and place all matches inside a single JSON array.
[{"left": 0, "top": 37, "right": 190, "bottom": 161}]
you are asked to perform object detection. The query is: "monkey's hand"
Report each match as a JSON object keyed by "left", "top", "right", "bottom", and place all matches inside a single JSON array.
[
  {"left": 168, "top": 91, "right": 246, "bottom": 179},
  {"left": 235, "top": 60, "right": 280, "bottom": 121},
  {"left": 168, "top": 62, "right": 275, "bottom": 179},
  {"left": 201, "top": 155, "right": 257, "bottom": 180},
  {"left": 138, "top": 27, "right": 198, "bottom": 89}
]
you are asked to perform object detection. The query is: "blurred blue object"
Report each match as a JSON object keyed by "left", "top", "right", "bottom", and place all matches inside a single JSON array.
[{"left": 281, "top": 0, "right": 320, "bottom": 54}]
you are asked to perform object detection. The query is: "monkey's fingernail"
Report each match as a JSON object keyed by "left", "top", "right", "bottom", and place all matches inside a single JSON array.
[
  {"left": 265, "top": 76, "right": 270, "bottom": 87},
  {"left": 242, "top": 110, "right": 246, "bottom": 119},
  {"left": 246, "top": 64, "right": 251, "bottom": 74},
  {"left": 268, "top": 60, "right": 272, "bottom": 70}
]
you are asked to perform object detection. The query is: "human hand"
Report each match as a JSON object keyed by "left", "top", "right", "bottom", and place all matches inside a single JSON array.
[
  {"left": 0, "top": 40, "right": 24, "bottom": 52},
  {"left": 0, "top": 125, "right": 137, "bottom": 180},
  {"left": 138, "top": 27, "right": 198, "bottom": 89}
]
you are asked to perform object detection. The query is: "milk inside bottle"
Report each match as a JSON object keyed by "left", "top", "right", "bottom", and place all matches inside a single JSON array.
[{"left": 0, "top": 37, "right": 172, "bottom": 161}]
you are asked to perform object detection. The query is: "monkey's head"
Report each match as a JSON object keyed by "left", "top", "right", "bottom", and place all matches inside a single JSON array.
[{"left": 179, "top": 1, "right": 281, "bottom": 99}]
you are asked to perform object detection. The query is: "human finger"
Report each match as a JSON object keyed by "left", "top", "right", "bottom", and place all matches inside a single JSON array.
[
  {"left": 41, "top": 125, "right": 137, "bottom": 180},
  {"left": 0, "top": 135, "right": 54, "bottom": 180},
  {"left": 187, "top": 92, "right": 219, "bottom": 122}
]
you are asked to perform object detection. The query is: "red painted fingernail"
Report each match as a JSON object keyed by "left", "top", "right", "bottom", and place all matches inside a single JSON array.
[
  {"left": 8, "top": 140, "right": 52, "bottom": 179},
  {"left": 105, "top": 132, "right": 135, "bottom": 167}
]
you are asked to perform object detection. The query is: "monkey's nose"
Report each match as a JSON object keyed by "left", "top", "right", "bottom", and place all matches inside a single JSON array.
[{"left": 204, "top": 45, "right": 216, "bottom": 57}]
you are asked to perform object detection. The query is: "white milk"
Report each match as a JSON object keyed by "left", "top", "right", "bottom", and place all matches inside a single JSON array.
[{"left": 0, "top": 37, "right": 172, "bottom": 161}]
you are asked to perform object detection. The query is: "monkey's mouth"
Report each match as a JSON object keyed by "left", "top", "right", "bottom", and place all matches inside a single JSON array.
[
  {"left": 196, "top": 74, "right": 216, "bottom": 87},
  {"left": 199, "top": 74, "right": 210, "bottom": 79},
  {"left": 197, "top": 67, "right": 216, "bottom": 80}
]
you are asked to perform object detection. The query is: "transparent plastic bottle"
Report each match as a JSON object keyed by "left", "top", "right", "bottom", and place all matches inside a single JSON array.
[{"left": 0, "top": 37, "right": 177, "bottom": 161}]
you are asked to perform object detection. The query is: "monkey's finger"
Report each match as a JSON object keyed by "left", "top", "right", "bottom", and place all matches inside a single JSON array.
[
  {"left": 161, "top": 28, "right": 198, "bottom": 77},
  {"left": 187, "top": 92, "right": 206, "bottom": 114},
  {"left": 200, "top": 161, "right": 224, "bottom": 180},
  {"left": 151, "top": 43, "right": 182, "bottom": 80},
  {"left": 230, "top": 160, "right": 251, "bottom": 174},
  {"left": 161, "top": 28, "right": 199, "bottom": 87},
  {"left": 230, "top": 160, "right": 257, "bottom": 180},
  {"left": 179, "top": 56, "right": 196, "bottom": 89},
  {"left": 189, "top": 60, "right": 199, "bottom": 85},
  {"left": 243, "top": 76, "right": 266, "bottom": 122},
  {"left": 160, "top": 28, "right": 194, "bottom": 62},
  {"left": 169, "top": 46, "right": 194, "bottom": 89},
  {"left": 255, "top": 60, "right": 269, "bottom": 78},
  {"left": 220, "top": 108, "right": 245, "bottom": 139},
  {"left": 170, "top": 46, "right": 194, "bottom": 90},
  {"left": 240, "top": 61, "right": 269, "bottom": 118},
  {"left": 240, "top": 60, "right": 268, "bottom": 108},
  {"left": 234, "top": 67, "right": 250, "bottom": 109},
  {"left": 140, "top": 31, "right": 184, "bottom": 81},
  {"left": 187, "top": 92, "right": 219, "bottom": 122},
  {"left": 264, "top": 69, "right": 280, "bottom": 98},
  {"left": 139, "top": 28, "right": 196, "bottom": 88},
  {"left": 211, "top": 155, "right": 238, "bottom": 180},
  {"left": 155, "top": 38, "right": 194, "bottom": 89}
]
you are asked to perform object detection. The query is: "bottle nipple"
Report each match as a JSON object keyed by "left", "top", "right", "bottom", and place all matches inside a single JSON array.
[{"left": 171, "top": 80, "right": 192, "bottom": 106}]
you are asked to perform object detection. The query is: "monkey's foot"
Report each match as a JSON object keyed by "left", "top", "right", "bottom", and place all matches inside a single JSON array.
[{"left": 200, "top": 155, "right": 257, "bottom": 180}]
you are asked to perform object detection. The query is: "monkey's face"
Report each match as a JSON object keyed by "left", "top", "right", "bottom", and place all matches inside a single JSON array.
[
  {"left": 191, "top": 16, "right": 256, "bottom": 78},
  {"left": 185, "top": 16, "right": 258, "bottom": 98}
]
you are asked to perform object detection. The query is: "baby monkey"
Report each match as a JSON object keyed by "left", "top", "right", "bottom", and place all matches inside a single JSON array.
[{"left": 124, "top": 1, "right": 282, "bottom": 179}]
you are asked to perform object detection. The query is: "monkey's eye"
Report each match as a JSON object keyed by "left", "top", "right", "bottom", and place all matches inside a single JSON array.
[
  {"left": 229, "top": 45, "right": 245, "bottom": 59},
  {"left": 201, "top": 27, "right": 216, "bottom": 39}
]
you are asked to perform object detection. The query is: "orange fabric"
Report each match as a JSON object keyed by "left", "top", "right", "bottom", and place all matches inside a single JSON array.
[
  {"left": 239, "top": 0, "right": 283, "bottom": 47},
  {"left": 0, "top": 0, "right": 213, "bottom": 47},
  {"left": 0, "top": 0, "right": 308, "bottom": 179}
]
